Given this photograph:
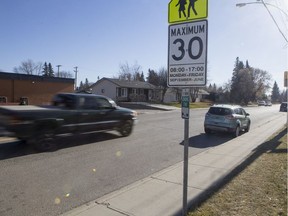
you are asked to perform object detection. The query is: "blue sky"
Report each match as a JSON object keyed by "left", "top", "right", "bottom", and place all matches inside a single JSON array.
[{"left": 0, "top": 0, "right": 287, "bottom": 91}]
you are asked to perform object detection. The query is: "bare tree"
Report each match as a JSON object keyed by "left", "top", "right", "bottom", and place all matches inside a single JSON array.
[
  {"left": 189, "top": 88, "right": 200, "bottom": 102},
  {"left": 58, "top": 71, "right": 74, "bottom": 78},
  {"left": 158, "top": 67, "right": 168, "bottom": 102},
  {"left": 15, "top": 59, "right": 41, "bottom": 75},
  {"left": 13, "top": 59, "right": 42, "bottom": 75},
  {"left": 119, "top": 61, "right": 142, "bottom": 81},
  {"left": 252, "top": 68, "right": 272, "bottom": 100}
]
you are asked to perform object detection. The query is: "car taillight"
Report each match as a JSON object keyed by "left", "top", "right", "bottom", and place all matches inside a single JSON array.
[{"left": 225, "top": 115, "right": 234, "bottom": 120}]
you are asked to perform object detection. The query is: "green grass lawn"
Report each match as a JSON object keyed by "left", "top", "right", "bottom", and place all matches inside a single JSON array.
[
  {"left": 188, "top": 127, "right": 287, "bottom": 216},
  {"left": 165, "top": 102, "right": 211, "bottom": 109}
]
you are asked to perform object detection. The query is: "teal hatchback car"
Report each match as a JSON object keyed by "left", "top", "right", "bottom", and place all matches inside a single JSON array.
[{"left": 204, "top": 104, "right": 251, "bottom": 137}]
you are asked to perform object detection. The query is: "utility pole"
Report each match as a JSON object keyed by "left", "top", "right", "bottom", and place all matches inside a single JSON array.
[
  {"left": 56, "top": 65, "right": 62, "bottom": 77},
  {"left": 74, "top": 66, "right": 78, "bottom": 90}
]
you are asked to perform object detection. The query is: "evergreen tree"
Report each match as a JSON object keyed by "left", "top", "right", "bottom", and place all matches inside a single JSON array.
[
  {"left": 230, "top": 57, "right": 244, "bottom": 103},
  {"left": 207, "top": 84, "right": 213, "bottom": 92},
  {"left": 140, "top": 72, "right": 145, "bottom": 82},
  {"left": 42, "top": 62, "right": 49, "bottom": 76},
  {"left": 245, "top": 60, "right": 250, "bottom": 69},
  {"left": 84, "top": 78, "right": 90, "bottom": 89},
  {"left": 212, "top": 83, "right": 217, "bottom": 93},
  {"left": 79, "top": 81, "right": 84, "bottom": 90},
  {"left": 48, "top": 63, "right": 54, "bottom": 77},
  {"left": 271, "top": 81, "right": 280, "bottom": 103},
  {"left": 230, "top": 57, "right": 255, "bottom": 104}
]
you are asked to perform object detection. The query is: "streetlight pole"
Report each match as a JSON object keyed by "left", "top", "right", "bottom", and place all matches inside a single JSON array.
[
  {"left": 236, "top": 0, "right": 288, "bottom": 43},
  {"left": 74, "top": 66, "right": 78, "bottom": 90},
  {"left": 56, "top": 65, "right": 62, "bottom": 77}
]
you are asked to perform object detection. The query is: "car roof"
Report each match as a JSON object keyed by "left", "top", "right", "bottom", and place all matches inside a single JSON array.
[{"left": 210, "top": 104, "right": 242, "bottom": 109}]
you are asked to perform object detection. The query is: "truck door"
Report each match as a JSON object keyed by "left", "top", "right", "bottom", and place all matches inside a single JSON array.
[{"left": 77, "top": 96, "right": 117, "bottom": 133}]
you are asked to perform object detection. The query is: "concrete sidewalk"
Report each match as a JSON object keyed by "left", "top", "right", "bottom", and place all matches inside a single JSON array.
[{"left": 62, "top": 116, "right": 286, "bottom": 216}]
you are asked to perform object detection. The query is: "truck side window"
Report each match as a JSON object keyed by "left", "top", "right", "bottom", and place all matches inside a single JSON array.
[
  {"left": 82, "top": 97, "right": 98, "bottom": 110},
  {"left": 53, "top": 95, "right": 75, "bottom": 109},
  {"left": 96, "top": 98, "right": 112, "bottom": 109}
]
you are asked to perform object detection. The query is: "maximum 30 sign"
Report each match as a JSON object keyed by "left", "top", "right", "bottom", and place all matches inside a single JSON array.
[{"left": 168, "top": 20, "right": 208, "bottom": 87}]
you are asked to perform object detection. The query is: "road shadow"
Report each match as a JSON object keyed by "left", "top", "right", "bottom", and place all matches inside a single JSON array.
[
  {"left": 57, "top": 132, "right": 120, "bottom": 150},
  {"left": 180, "top": 132, "right": 232, "bottom": 148},
  {"left": 174, "top": 126, "right": 287, "bottom": 216},
  {"left": 0, "top": 132, "right": 120, "bottom": 160}
]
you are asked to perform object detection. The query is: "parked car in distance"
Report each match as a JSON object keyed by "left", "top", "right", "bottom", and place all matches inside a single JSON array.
[
  {"left": 257, "top": 100, "right": 266, "bottom": 106},
  {"left": 204, "top": 104, "right": 251, "bottom": 137},
  {"left": 280, "top": 102, "right": 287, "bottom": 112},
  {"left": 265, "top": 101, "right": 272, "bottom": 106}
]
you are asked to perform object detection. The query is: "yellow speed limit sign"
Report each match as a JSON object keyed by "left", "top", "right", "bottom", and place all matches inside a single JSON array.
[{"left": 168, "top": 0, "right": 208, "bottom": 24}]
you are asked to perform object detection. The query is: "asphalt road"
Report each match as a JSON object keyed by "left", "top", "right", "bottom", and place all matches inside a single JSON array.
[{"left": 0, "top": 104, "right": 285, "bottom": 216}]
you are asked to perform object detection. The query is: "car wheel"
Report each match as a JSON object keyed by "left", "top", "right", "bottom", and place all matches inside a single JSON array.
[
  {"left": 234, "top": 125, "right": 240, "bottom": 137},
  {"left": 204, "top": 128, "right": 211, "bottom": 134},
  {"left": 119, "top": 120, "right": 133, "bottom": 137},
  {"left": 32, "top": 131, "right": 56, "bottom": 152},
  {"left": 244, "top": 122, "right": 250, "bottom": 132}
]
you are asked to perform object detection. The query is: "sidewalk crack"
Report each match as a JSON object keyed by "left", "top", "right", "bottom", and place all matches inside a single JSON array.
[{"left": 96, "top": 201, "right": 134, "bottom": 216}]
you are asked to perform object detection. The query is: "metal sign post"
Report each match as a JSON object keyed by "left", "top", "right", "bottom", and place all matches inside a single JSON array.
[
  {"left": 182, "top": 88, "right": 190, "bottom": 215},
  {"left": 168, "top": 1, "right": 208, "bottom": 215}
]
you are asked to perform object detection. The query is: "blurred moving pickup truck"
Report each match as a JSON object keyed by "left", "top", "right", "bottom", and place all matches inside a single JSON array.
[{"left": 0, "top": 93, "right": 137, "bottom": 151}]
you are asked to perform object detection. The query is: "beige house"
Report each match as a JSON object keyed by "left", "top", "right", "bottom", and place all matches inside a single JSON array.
[
  {"left": 89, "top": 77, "right": 210, "bottom": 103},
  {"left": 89, "top": 78, "right": 156, "bottom": 102}
]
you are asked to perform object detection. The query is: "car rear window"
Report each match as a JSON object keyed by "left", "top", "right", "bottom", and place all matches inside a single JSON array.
[{"left": 208, "top": 107, "right": 232, "bottom": 116}]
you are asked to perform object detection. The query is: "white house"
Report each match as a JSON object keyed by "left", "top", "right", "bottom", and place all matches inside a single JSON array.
[
  {"left": 89, "top": 77, "right": 210, "bottom": 103},
  {"left": 89, "top": 78, "right": 156, "bottom": 102}
]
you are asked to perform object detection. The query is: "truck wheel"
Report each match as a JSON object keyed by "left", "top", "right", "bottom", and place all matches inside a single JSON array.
[
  {"left": 204, "top": 128, "right": 211, "bottom": 134},
  {"left": 33, "top": 131, "right": 56, "bottom": 152},
  {"left": 118, "top": 120, "right": 133, "bottom": 137}
]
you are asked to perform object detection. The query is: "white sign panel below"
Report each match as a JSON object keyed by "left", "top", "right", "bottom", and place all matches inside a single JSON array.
[{"left": 168, "top": 20, "right": 208, "bottom": 87}]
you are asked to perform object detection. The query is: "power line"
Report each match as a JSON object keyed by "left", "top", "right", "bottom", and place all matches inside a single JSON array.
[{"left": 261, "top": 0, "right": 288, "bottom": 43}]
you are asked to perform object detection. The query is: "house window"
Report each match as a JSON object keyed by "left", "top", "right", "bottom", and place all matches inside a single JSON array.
[
  {"left": 132, "top": 88, "right": 137, "bottom": 94},
  {"left": 118, "top": 88, "right": 127, "bottom": 97},
  {"left": 140, "top": 89, "right": 144, "bottom": 95}
]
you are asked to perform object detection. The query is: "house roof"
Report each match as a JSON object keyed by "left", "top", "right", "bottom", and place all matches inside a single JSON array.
[
  {"left": 93, "top": 78, "right": 156, "bottom": 89},
  {"left": 199, "top": 89, "right": 210, "bottom": 95}
]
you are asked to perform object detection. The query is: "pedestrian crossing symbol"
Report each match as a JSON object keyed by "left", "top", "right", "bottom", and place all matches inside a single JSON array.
[{"left": 168, "top": 0, "right": 208, "bottom": 23}]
